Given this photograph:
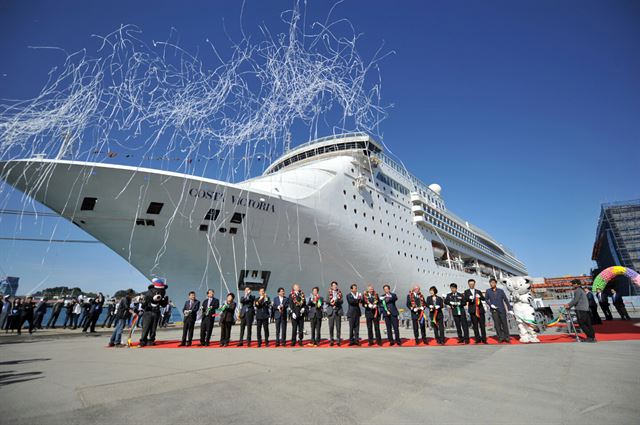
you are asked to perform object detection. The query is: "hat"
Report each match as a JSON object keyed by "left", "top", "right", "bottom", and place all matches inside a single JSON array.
[
  {"left": 151, "top": 277, "right": 167, "bottom": 289},
  {"left": 570, "top": 279, "right": 582, "bottom": 286}
]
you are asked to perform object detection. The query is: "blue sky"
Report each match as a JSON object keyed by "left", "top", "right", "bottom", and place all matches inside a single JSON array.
[{"left": 0, "top": 0, "right": 638, "bottom": 296}]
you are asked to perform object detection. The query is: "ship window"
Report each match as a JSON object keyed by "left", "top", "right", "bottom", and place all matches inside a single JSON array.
[
  {"left": 145, "top": 219, "right": 155, "bottom": 226},
  {"left": 355, "top": 223, "right": 358, "bottom": 229},
  {"left": 229, "top": 227, "right": 238, "bottom": 235},
  {"left": 199, "top": 224, "right": 209, "bottom": 232},
  {"left": 231, "top": 212, "right": 245, "bottom": 224},
  {"left": 312, "top": 241, "right": 318, "bottom": 246},
  {"left": 80, "top": 197, "right": 97, "bottom": 211},
  {"left": 304, "top": 237, "right": 311, "bottom": 244},
  {"left": 219, "top": 227, "right": 227, "bottom": 233},
  {"left": 344, "top": 205, "right": 347, "bottom": 209},
  {"left": 205, "top": 209, "right": 220, "bottom": 221},
  {"left": 136, "top": 218, "right": 145, "bottom": 226},
  {"left": 146, "top": 202, "right": 164, "bottom": 215}
]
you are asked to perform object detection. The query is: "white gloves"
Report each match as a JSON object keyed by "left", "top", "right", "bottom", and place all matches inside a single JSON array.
[
  {"left": 292, "top": 313, "right": 297, "bottom": 320},
  {"left": 300, "top": 308, "right": 305, "bottom": 313}
]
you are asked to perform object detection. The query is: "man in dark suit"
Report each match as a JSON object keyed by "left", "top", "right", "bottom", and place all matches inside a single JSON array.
[
  {"left": 200, "top": 289, "right": 220, "bottom": 346},
  {"left": 406, "top": 285, "right": 427, "bottom": 344},
  {"left": 363, "top": 285, "right": 382, "bottom": 346},
  {"left": 445, "top": 283, "right": 470, "bottom": 344},
  {"left": 611, "top": 288, "right": 631, "bottom": 320},
  {"left": 346, "top": 284, "right": 362, "bottom": 346},
  {"left": 290, "top": 284, "right": 306, "bottom": 347},
  {"left": 327, "top": 281, "right": 344, "bottom": 346},
  {"left": 464, "top": 279, "right": 487, "bottom": 344},
  {"left": 595, "top": 288, "right": 613, "bottom": 320},
  {"left": 238, "top": 287, "right": 255, "bottom": 347},
  {"left": 254, "top": 287, "right": 271, "bottom": 347},
  {"left": 380, "top": 284, "right": 402, "bottom": 345},
  {"left": 20, "top": 296, "right": 36, "bottom": 334},
  {"left": 33, "top": 298, "right": 48, "bottom": 329},
  {"left": 272, "top": 287, "right": 289, "bottom": 347},
  {"left": 47, "top": 299, "right": 64, "bottom": 329},
  {"left": 307, "top": 286, "right": 323, "bottom": 347},
  {"left": 585, "top": 288, "right": 602, "bottom": 325},
  {"left": 179, "top": 291, "right": 200, "bottom": 346}
]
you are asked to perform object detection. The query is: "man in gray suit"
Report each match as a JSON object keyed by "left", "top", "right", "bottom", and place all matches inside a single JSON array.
[
  {"left": 565, "top": 279, "right": 596, "bottom": 342},
  {"left": 327, "top": 281, "right": 343, "bottom": 346}
]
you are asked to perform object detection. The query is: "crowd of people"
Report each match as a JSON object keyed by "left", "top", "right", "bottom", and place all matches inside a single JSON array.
[
  {"left": 118, "top": 277, "right": 632, "bottom": 348},
  {"left": 0, "top": 292, "right": 175, "bottom": 335},
  {"left": 1, "top": 277, "right": 632, "bottom": 347}
]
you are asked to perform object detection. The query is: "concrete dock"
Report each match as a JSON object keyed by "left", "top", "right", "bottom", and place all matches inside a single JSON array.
[{"left": 1, "top": 322, "right": 639, "bottom": 425}]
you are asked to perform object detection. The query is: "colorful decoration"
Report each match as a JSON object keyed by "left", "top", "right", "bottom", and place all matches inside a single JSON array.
[{"left": 593, "top": 266, "right": 640, "bottom": 291}]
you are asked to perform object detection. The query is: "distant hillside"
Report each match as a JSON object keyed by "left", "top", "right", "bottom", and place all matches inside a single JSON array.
[{"left": 31, "top": 286, "right": 97, "bottom": 299}]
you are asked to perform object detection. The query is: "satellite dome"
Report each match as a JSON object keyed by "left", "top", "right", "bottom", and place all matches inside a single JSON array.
[{"left": 428, "top": 183, "right": 442, "bottom": 195}]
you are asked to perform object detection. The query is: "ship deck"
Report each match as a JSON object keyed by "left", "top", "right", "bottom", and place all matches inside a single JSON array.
[{"left": 1, "top": 316, "right": 639, "bottom": 424}]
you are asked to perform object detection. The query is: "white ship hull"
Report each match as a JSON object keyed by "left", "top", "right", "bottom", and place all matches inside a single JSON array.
[{"left": 0, "top": 134, "right": 527, "bottom": 300}]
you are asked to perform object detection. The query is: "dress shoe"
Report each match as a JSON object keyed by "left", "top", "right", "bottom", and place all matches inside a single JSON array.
[
  {"left": 178, "top": 342, "right": 186, "bottom": 347},
  {"left": 276, "top": 341, "right": 280, "bottom": 347},
  {"left": 389, "top": 341, "right": 395, "bottom": 346},
  {"left": 368, "top": 341, "right": 373, "bottom": 346},
  {"left": 330, "top": 341, "right": 334, "bottom": 346},
  {"left": 396, "top": 340, "right": 403, "bottom": 346},
  {"left": 415, "top": 339, "right": 420, "bottom": 345},
  {"left": 257, "top": 342, "right": 262, "bottom": 348},
  {"left": 422, "top": 338, "right": 428, "bottom": 344},
  {"left": 377, "top": 341, "right": 383, "bottom": 346},
  {"left": 108, "top": 342, "right": 115, "bottom": 347},
  {"left": 237, "top": 342, "right": 243, "bottom": 347},
  {"left": 298, "top": 341, "right": 303, "bottom": 347},
  {"left": 464, "top": 339, "right": 470, "bottom": 344}
]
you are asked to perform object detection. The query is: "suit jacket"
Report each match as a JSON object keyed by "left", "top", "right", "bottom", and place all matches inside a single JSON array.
[
  {"left": 307, "top": 296, "right": 324, "bottom": 320},
  {"left": 35, "top": 301, "right": 48, "bottom": 314},
  {"left": 346, "top": 293, "right": 362, "bottom": 318},
  {"left": 182, "top": 299, "right": 200, "bottom": 321},
  {"left": 380, "top": 293, "right": 399, "bottom": 317},
  {"left": 612, "top": 294, "right": 625, "bottom": 307},
  {"left": 362, "top": 292, "right": 380, "bottom": 319},
  {"left": 463, "top": 288, "right": 485, "bottom": 315},
  {"left": 586, "top": 291, "right": 597, "bottom": 308},
  {"left": 406, "top": 292, "right": 426, "bottom": 319},
  {"left": 444, "top": 292, "right": 467, "bottom": 316},
  {"left": 219, "top": 301, "right": 236, "bottom": 323},
  {"left": 326, "top": 290, "right": 344, "bottom": 316},
  {"left": 272, "top": 296, "right": 289, "bottom": 320},
  {"left": 426, "top": 295, "right": 445, "bottom": 319},
  {"left": 290, "top": 291, "right": 306, "bottom": 317},
  {"left": 201, "top": 297, "right": 220, "bottom": 320},
  {"left": 254, "top": 295, "right": 271, "bottom": 320},
  {"left": 239, "top": 294, "right": 255, "bottom": 318},
  {"left": 596, "top": 292, "right": 610, "bottom": 306}
]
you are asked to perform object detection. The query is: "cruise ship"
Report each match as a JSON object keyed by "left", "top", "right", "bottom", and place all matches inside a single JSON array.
[{"left": 0, "top": 133, "right": 527, "bottom": 300}]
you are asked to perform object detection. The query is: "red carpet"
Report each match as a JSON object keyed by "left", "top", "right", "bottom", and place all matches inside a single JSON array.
[{"left": 120, "top": 319, "right": 640, "bottom": 348}]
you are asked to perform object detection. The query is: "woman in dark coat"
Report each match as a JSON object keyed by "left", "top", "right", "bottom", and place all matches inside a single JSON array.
[{"left": 219, "top": 293, "right": 236, "bottom": 347}]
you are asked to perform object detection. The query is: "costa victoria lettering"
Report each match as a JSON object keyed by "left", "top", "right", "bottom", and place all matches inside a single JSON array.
[{"left": 188, "top": 188, "right": 275, "bottom": 213}]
